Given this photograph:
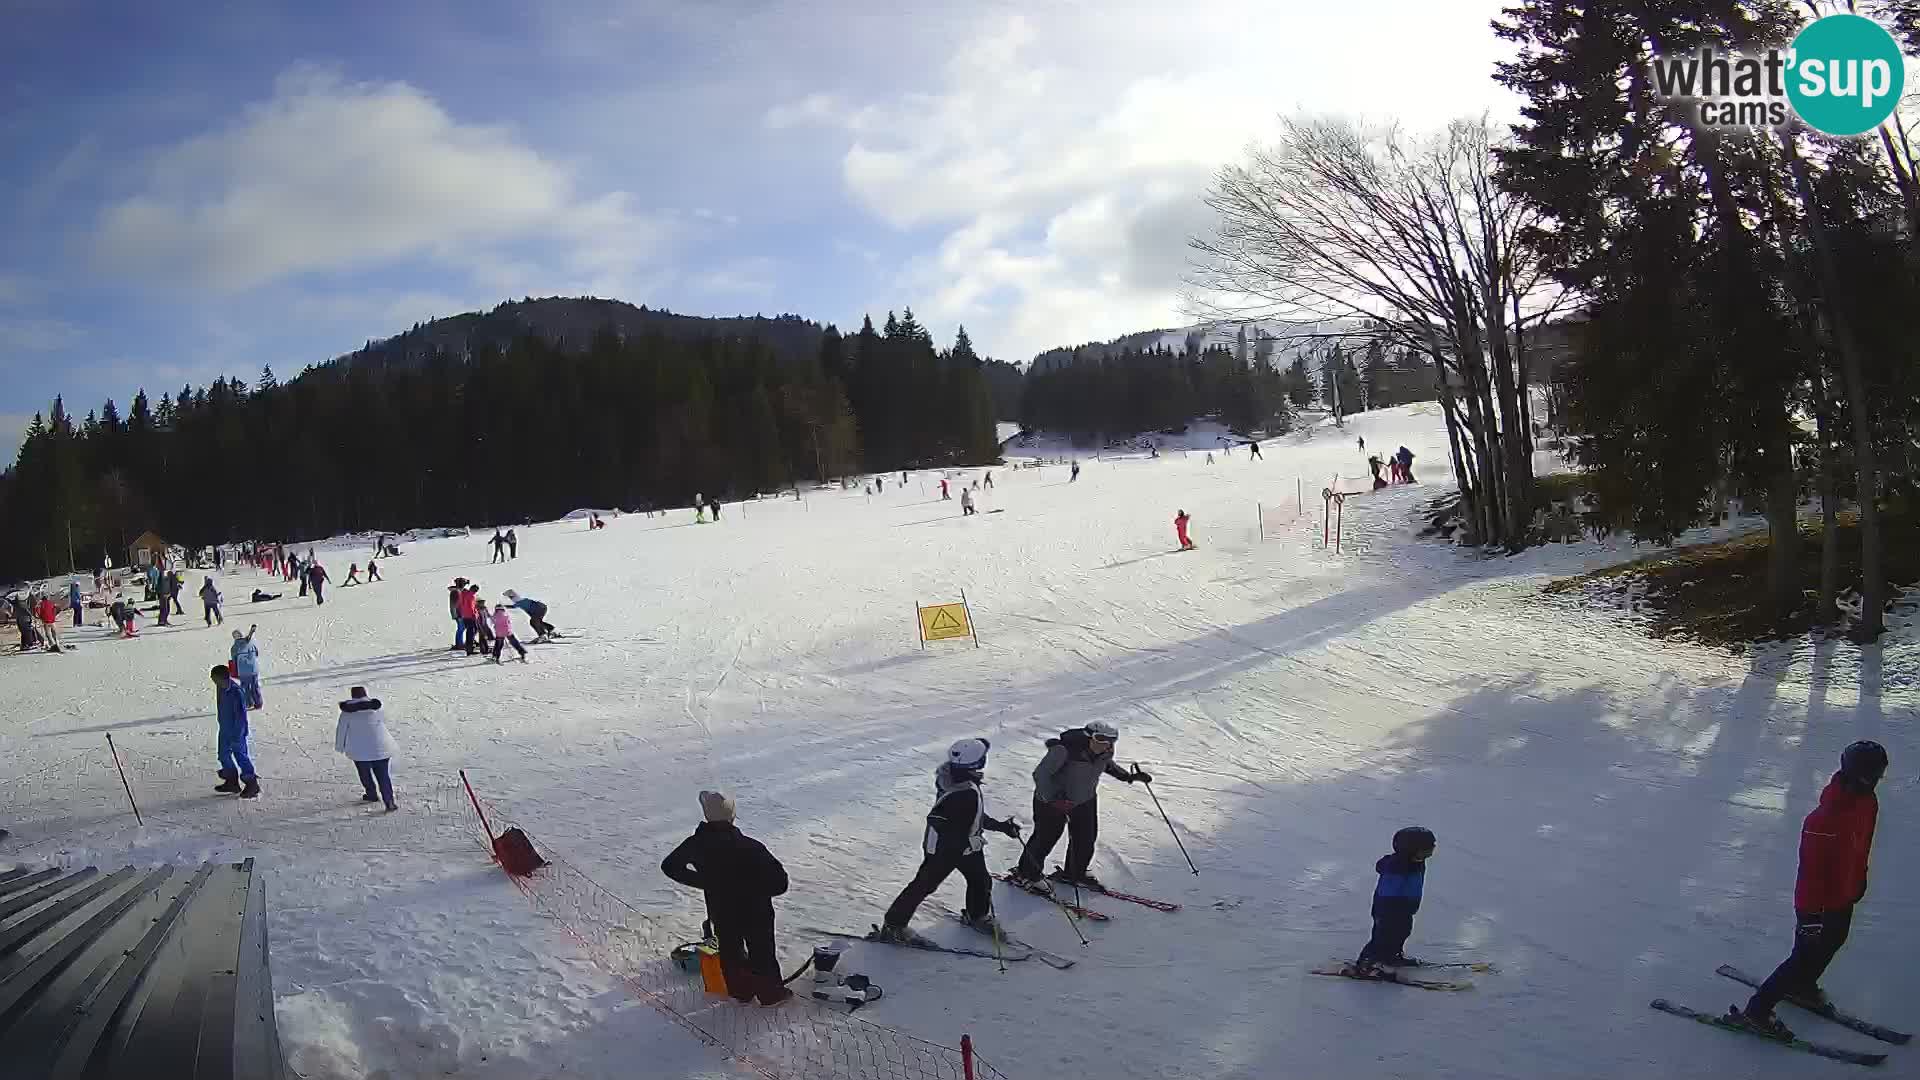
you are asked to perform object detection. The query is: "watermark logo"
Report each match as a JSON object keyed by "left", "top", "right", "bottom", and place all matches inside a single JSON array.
[{"left": 1649, "top": 13, "right": 1905, "bottom": 137}]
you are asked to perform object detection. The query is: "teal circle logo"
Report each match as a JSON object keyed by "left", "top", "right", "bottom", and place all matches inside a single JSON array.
[{"left": 1787, "top": 14, "right": 1905, "bottom": 136}]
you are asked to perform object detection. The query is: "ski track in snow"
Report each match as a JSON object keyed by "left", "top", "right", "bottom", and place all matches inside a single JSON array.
[{"left": 3, "top": 403, "right": 1916, "bottom": 1080}]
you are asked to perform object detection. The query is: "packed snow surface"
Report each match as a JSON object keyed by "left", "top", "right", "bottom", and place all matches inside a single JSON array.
[{"left": 3, "top": 403, "right": 1914, "bottom": 1079}]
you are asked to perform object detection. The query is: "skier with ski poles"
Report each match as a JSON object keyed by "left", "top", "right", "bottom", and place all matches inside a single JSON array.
[
  {"left": 1732, "top": 741, "right": 1887, "bottom": 1038},
  {"left": 877, "top": 739, "right": 1022, "bottom": 944},
  {"left": 1008, "top": 720, "right": 1150, "bottom": 891}
]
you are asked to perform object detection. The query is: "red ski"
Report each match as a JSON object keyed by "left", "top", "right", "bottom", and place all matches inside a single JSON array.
[
  {"left": 994, "top": 874, "right": 1111, "bottom": 921},
  {"left": 1047, "top": 868, "right": 1181, "bottom": 911}
]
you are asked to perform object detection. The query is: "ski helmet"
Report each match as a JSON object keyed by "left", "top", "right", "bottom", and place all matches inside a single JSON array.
[
  {"left": 1839, "top": 740, "right": 1889, "bottom": 786},
  {"left": 947, "top": 738, "right": 990, "bottom": 770},
  {"left": 504, "top": 589, "right": 519, "bottom": 601},
  {"left": 1084, "top": 720, "right": 1120, "bottom": 741},
  {"left": 1392, "top": 826, "right": 1437, "bottom": 858}
]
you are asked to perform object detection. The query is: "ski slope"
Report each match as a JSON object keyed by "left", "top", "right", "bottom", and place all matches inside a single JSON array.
[{"left": 3, "top": 403, "right": 1914, "bottom": 1080}]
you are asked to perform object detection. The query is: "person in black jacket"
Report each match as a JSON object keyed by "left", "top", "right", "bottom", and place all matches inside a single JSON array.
[
  {"left": 877, "top": 739, "right": 1021, "bottom": 944},
  {"left": 661, "top": 791, "right": 792, "bottom": 1005}
]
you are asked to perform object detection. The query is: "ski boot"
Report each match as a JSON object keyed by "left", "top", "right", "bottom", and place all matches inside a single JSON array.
[
  {"left": 1788, "top": 985, "right": 1832, "bottom": 1012},
  {"left": 1350, "top": 958, "right": 1389, "bottom": 979},
  {"left": 213, "top": 769, "right": 241, "bottom": 794},
  {"left": 1728, "top": 1003, "right": 1794, "bottom": 1040},
  {"left": 239, "top": 777, "right": 261, "bottom": 800},
  {"left": 808, "top": 943, "right": 882, "bottom": 1011},
  {"left": 1047, "top": 867, "right": 1105, "bottom": 892},
  {"left": 1004, "top": 866, "right": 1045, "bottom": 890},
  {"left": 870, "top": 922, "right": 937, "bottom": 948},
  {"left": 957, "top": 910, "right": 1001, "bottom": 935},
  {"left": 361, "top": 791, "right": 381, "bottom": 803},
  {"left": 1380, "top": 953, "right": 1425, "bottom": 968}
]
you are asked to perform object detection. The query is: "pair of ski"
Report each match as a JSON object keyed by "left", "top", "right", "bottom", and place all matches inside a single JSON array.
[
  {"left": 1309, "top": 958, "right": 1498, "bottom": 993},
  {"left": 1650, "top": 964, "right": 1909, "bottom": 1068},
  {"left": 805, "top": 909, "right": 1075, "bottom": 970},
  {"left": 994, "top": 872, "right": 1182, "bottom": 921}
]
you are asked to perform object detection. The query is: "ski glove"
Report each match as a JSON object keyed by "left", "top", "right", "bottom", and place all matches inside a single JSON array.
[{"left": 1127, "top": 768, "right": 1152, "bottom": 784}]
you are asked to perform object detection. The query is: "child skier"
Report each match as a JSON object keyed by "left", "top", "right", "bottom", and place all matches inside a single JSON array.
[
  {"left": 1354, "top": 826, "right": 1436, "bottom": 974},
  {"left": 210, "top": 663, "right": 259, "bottom": 798},
  {"left": 335, "top": 685, "right": 399, "bottom": 811},
  {"left": 366, "top": 560, "right": 381, "bottom": 582},
  {"left": 695, "top": 493, "right": 707, "bottom": 523},
  {"left": 343, "top": 564, "right": 362, "bottom": 586},
  {"left": 230, "top": 625, "right": 263, "bottom": 708},
  {"left": 940, "top": 478, "right": 950, "bottom": 500},
  {"left": 1175, "top": 510, "right": 1194, "bottom": 550},
  {"left": 1249, "top": 440, "right": 1263, "bottom": 460},
  {"left": 490, "top": 603, "right": 528, "bottom": 663},
  {"left": 877, "top": 739, "right": 1022, "bottom": 943},
  {"left": 660, "top": 791, "right": 793, "bottom": 1005},
  {"left": 1734, "top": 741, "right": 1886, "bottom": 1038},
  {"left": 200, "top": 576, "right": 224, "bottom": 624},
  {"left": 960, "top": 488, "right": 976, "bottom": 516},
  {"left": 1009, "top": 720, "right": 1150, "bottom": 890}
]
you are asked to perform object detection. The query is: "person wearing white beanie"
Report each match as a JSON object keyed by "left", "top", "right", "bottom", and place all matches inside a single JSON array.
[{"left": 661, "top": 790, "right": 790, "bottom": 1004}]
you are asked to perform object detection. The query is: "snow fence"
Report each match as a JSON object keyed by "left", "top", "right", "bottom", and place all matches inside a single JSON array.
[{"left": 463, "top": 777, "right": 1014, "bottom": 1080}]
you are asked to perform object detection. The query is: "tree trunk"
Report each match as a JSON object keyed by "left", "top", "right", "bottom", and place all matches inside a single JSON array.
[
  {"left": 1779, "top": 127, "right": 1886, "bottom": 638},
  {"left": 1812, "top": 373, "right": 1841, "bottom": 626}
]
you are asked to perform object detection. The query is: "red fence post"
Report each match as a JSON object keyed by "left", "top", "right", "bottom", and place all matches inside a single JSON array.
[
  {"left": 961, "top": 1034, "right": 976, "bottom": 1080},
  {"left": 461, "top": 769, "right": 497, "bottom": 849}
]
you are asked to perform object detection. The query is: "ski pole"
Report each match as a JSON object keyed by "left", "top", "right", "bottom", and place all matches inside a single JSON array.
[
  {"left": 1138, "top": 762, "right": 1199, "bottom": 875},
  {"left": 1053, "top": 881, "right": 1090, "bottom": 947}
]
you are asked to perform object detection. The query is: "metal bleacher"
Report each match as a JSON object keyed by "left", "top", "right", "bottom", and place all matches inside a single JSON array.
[{"left": 0, "top": 858, "right": 287, "bottom": 1079}]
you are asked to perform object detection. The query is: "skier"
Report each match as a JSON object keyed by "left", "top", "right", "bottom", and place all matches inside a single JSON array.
[
  {"left": 961, "top": 488, "right": 976, "bottom": 516},
  {"left": 199, "top": 576, "right": 224, "bottom": 625},
  {"left": 109, "top": 598, "right": 138, "bottom": 637},
  {"left": 343, "top": 563, "right": 362, "bottom": 586},
  {"left": 335, "top": 685, "right": 399, "bottom": 811},
  {"left": 1249, "top": 440, "right": 1263, "bottom": 460},
  {"left": 250, "top": 589, "right": 279, "bottom": 603},
  {"left": 506, "top": 528, "right": 518, "bottom": 558},
  {"left": 210, "top": 663, "right": 259, "bottom": 799},
  {"left": 1354, "top": 826, "right": 1436, "bottom": 974},
  {"left": 230, "top": 625, "right": 264, "bottom": 709},
  {"left": 295, "top": 553, "right": 308, "bottom": 596},
  {"left": 1395, "top": 446, "right": 1416, "bottom": 484},
  {"left": 170, "top": 570, "right": 186, "bottom": 616},
  {"left": 490, "top": 530, "right": 507, "bottom": 564},
  {"left": 1009, "top": 720, "right": 1151, "bottom": 889},
  {"left": 709, "top": 496, "right": 722, "bottom": 521},
  {"left": 503, "top": 590, "right": 558, "bottom": 640},
  {"left": 68, "top": 578, "right": 84, "bottom": 627},
  {"left": 366, "top": 560, "right": 382, "bottom": 583},
  {"left": 940, "top": 478, "right": 951, "bottom": 500},
  {"left": 306, "top": 561, "right": 329, "bottom": 605},
  {"left": 695, "top": 493, "right": 707, "bottom": 523},
  {"left": 983, "top": 470, "right": 994, "bottom": 490},
  {"left": 876, "top": 477, "right": 884, "bottom": 493},
  {"left": 35, "top": 594, "right": 61, "bottom": 651},
  {"left": 449, "top": 578, "right": 469, "bottom": 651},
  {"left": 660, "top": 791, "right": 793, "bottom": 1005},
  {"left": 489, "top": 603, "right": 528, "bottom": 663},
  {"left": 1175, "top": 510, "right": 1194, "bottom": 550},
  {"left": 877, "top": 739, "right": 1022, "bottom": 944},
  {"left": 457, "top": 583, "right": 482, "bottom": 654},
  {"left": 1204, "top": 452, "right": 1214, "bottom": 465},
  {"left": 1357, "top": 435, "right": 1366, "bottom": 452},
  {"left": 1734, "top": 741, "right": 1887, "bottom": 1038},
  {"left": 468, "top": 586, "right": 494, "bottom": 653},
  {"left": 1070, "top": 461, "right": 1081, "bottom": 482},
  {"left": 1368, "top": 455, "right": 1388, "bottom": 491}
]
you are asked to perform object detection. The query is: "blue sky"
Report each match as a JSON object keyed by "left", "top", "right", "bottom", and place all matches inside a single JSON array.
[{"left": 0, "top": 0, "right": 1516, "bottom": 453}]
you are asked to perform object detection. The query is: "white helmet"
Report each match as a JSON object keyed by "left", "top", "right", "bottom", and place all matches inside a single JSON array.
[
  {"left": 1084, "top": 720, "right": 1119, "bottom": 741},
  {"left": 503, "top": 589, "right": 519, "bottom": 601},
  {"left": 947, "top": 738, "right": 990, "bottom": 770}
]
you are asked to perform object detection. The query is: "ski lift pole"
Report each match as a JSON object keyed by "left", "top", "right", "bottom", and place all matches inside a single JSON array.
[{"left": 1138, "top": 762, "right": 1198, "bottom": 875}]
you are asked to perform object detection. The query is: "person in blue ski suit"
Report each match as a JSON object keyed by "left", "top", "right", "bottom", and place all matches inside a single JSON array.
[
  {"left": 211, "top": 664, "right": 260, "bottom": 798},
  {"left": 67, "top": 579, "right": 84, "bottom": 626},
  {"left": 1355, "top": 826, "right": 1435, "bottom": 972},
  {"left": 230, "top": 624, "right": 264, "bottom": 709},
  {"left": 502, "top": 590, "right": 557, "bottom": 639}
]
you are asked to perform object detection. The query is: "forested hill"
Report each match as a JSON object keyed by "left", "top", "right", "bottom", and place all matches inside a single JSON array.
[{"left": 338, "top": 297, "right": 828, "bottom": 370}]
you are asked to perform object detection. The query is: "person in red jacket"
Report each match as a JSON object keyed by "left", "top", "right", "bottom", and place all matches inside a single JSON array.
[
  {"left": 1737, "top": 740, "right": 1887, "bottom": 1037},
  {"left": 1174, "top": 510, "right": 1194, "bottom": 550}
]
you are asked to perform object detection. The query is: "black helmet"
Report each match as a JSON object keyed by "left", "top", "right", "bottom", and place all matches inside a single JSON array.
[
  {"left": 1840, "top": 740, "right": 1889, "bottom": 787},
  {"left": 1392, "top": 826, "right": 1437, "bottom": 858}
]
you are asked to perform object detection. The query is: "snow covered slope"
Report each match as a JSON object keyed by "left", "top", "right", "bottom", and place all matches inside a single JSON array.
[{"left": 2, "top": 403, "right": 1913, "bottom": 1080}]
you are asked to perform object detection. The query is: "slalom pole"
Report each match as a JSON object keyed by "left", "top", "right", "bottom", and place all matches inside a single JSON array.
[{"left": 1138, "top": 762, "right": 1199, "bottom": 875}]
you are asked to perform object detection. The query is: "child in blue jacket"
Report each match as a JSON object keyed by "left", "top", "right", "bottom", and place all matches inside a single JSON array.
[{"left": 1355, "top": 826, "right": 1435, "bottom": 973}]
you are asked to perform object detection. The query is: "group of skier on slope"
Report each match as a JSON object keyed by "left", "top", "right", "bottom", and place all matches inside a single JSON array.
[
  {"left": 446, "top": 577, "right": 560, "bottom": 662},
  {"left": 655, "top": 728, "right": 1889, "bottom": 1045}
]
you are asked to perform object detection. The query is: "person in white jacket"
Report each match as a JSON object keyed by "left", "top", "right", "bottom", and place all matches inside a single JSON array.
[{"left": 335, "top": 686, "right": 399, "bottom": 811}]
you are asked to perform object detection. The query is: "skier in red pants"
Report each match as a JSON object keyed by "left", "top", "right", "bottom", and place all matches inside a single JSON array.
[{"left": 1174, "top": 510, "right": 1194, "bottom": 550}]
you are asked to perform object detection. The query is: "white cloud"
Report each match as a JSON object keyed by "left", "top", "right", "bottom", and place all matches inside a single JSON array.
[
  {"left": 777, "top": 2, "right": 1517, "bottom": 362},
  {"left": 92, "top": 67, "right": 677, "bottom": 293},
  {"left": 0, "top": 317, "right": 83, "bottom": 352}
]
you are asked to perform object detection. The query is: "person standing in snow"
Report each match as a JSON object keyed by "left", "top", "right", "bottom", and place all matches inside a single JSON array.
[
  {"left": 960, "top": 488, "right": 976, "bottom": 516},
  {"left": 877, "top": 739, "right": 1022, "bottom": 944},
  {"left": 1009, "top": 720, "right": 1150, "bottom": 890},
  {"left": 467, "top": 585, "right": 493, "bottom": 653},
  {"left": 1395, "top": 446, "right": 1415, "bottom": 484},
  {"left": 983, "top": 470, "right": 994, "bottom": 490},
  {"left": 1735, "top": 741, "right": 1887, "bottom": 1038},
  {"left": 449, "top": 578, "right": 469, "bottom": 651},
  {"left": 67, "top": 579, "right": 84, "bottom": 627},
  {"left": 1204, "top": 452, "right": 1214, "bottom": 465},
  {"left": 1070, "top": 460, "right": 1081, "bottom": 482},
  {"left": 502, "top": 589, "right": 558, "bottom": 640},
  {"left": 35, "top": 594, "right": 61, "bottom": 651},
  {"left": 660, "top": 791, "right": 793, "bottom": 1005},
  {"left": 366, "top": 560, "right": 381, "bottom": 583},
  {"left": 230, "top": 624, "right": 263, "bottom": 709},
  {"left": 489, "top": 529, "right": 507, "bottom": 564},
  {"left": 1175, "top": 510, "right": 1194, "bottom": 550},
  {"left": 1249, "top": 440, "right": 1263, "bottom": 460},
  {"left": 210, "top": 664, "right": 259, "bottom": 799},
  {"left": 335, "top": 685, "right": 399, "bottom": 811},
  {"left": 199, "top": 575, "right": 224, "bottom": 625},
  {"left": 1354, "top": 826, "right": 1436, "bottom": 975},
  {"left": 170, "top": 570, "right": 187, "bottom": 617},
  {"left": 295, "top": 553, "right": 308, "bottom": 596},
  {"left": 506, "top": 528, "right": 518, "bottom": 559},
  {"left": 489, "top": 603, "right": 528, "bottom": 663},
  {"left": 343, "top": 563, "right": 362, "bottom": 586},
  {"left": 1357, "top": 434, "right": 1366, "bottom": 452},
  {"left": 939, "top": 478, "right": 951, "bottom": 500},
  {"left": 708, "top": 495, "right": 722, "bottom": 521},
  {"left": 306, "top": 561, "right": 329, "bottom": 605}
]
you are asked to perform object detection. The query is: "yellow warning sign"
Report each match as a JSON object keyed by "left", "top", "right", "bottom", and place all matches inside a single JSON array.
[{"left": 918, "top": 602, "right": 973, "bottom": 643}]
